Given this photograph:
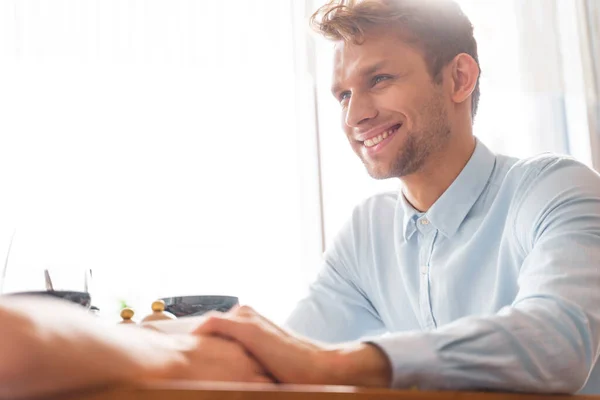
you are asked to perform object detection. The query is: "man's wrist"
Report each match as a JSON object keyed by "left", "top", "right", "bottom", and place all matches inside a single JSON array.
[{"left": 324, "top": 342, "right": 392, "bottom": 387}]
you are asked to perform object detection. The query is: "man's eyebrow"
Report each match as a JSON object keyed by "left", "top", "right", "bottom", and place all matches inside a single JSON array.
[
  {"left": 331, "top": 82, "right": 343, "bottom": 97},
  {"left": 360, "top": 61, "right": 388, "bottom": 78},
  {"left": 331, "top": 61, "right": 389, "bottom": 96}
]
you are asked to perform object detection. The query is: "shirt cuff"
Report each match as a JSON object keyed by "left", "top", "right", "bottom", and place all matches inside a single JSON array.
[{"left": 367, "top": 331, "right": 440, "bottom": 389}]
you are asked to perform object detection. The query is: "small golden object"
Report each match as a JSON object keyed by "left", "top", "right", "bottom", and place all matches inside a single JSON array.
[
  {"left": 152, "top": 300, "right": 165, "bottom": 312},
  {"left": 141, "top": 300, "right": 176, "bottom": 323},
  {"left": 118, "top": 307, "right": 136, "bottom": 325}
]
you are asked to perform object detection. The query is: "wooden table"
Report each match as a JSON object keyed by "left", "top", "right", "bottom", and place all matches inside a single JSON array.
[{"left": 50, "top": 381, "right": 600, "bottom": 400}]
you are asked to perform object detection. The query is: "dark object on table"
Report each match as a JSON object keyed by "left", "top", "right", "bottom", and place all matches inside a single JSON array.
[
  {"left": 161, "top": 295, "right": 239, "bottom": 318},
  {"left": 7, "top": 290, "right": 92, "bottom": 308}
]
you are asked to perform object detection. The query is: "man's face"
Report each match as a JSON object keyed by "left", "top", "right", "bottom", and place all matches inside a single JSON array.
[{"left": 332, "top": 31, "right": 452, "bottom": 179}]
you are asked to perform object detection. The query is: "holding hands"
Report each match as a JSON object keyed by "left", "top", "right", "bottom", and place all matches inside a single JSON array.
[{"left": 194, "top": 305, "right": 392, "bottom": 387}]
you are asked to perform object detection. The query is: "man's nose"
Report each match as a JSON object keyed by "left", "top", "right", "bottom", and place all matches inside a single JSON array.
[{"left": 345, "top": 93, "right": 378, "bottom": 127}]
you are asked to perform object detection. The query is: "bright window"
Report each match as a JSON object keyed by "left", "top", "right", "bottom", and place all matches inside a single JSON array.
[{"left": 0, "top": 0, "right": 322, "bottom": 323}]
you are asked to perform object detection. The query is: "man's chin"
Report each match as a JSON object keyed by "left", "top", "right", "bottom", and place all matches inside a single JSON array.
[{"left": 365, "top": 165, "right": 396, "bottom": 180}]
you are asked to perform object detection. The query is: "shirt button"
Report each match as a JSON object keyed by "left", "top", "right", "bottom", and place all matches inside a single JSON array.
[
  {"left": 421, "top": 218, "right": 430, "bottom": 225},
  {"left": 420, "top": 265, "right": 427, "bottom": 274}
]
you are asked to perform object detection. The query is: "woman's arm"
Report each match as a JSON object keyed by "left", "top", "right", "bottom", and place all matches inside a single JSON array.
[{"left": 0, "top": 296, "right": 270, "bottom": 399}]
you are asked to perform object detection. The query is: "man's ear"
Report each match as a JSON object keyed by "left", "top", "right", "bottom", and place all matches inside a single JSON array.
[{"left": 448, "top": 53, "right": 479, "bottom": 108}]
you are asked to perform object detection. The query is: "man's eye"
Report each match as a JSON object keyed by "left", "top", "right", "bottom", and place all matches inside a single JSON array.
[
  {"left": 373, "top": 75, "right": 391, "bottom": 85},
  {"left": 339, "top": 91, "right": 351, "bottom": 103}
]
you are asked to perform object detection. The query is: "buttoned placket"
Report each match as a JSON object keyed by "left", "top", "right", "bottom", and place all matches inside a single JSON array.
[{"left": 417, "top": 216, "right": 438, "bottom": 330}]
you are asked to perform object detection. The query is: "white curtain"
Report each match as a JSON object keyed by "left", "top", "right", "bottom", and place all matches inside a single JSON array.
[
  {"left": 524, "top": 0, "right": 600, "bottom": 169},
  {"left": 314, "top": 0, "right": 600, "bottom": 244},
  {"left": 574, "top": 0, "right": 600, "bottom": 167},
  {"left": 0, "top": 0, "right": 323, "bottom": 322}
]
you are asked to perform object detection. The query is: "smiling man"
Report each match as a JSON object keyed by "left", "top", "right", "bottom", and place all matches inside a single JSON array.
[{"left": 197, "top": 0, "right": 600, "bottom": 394}]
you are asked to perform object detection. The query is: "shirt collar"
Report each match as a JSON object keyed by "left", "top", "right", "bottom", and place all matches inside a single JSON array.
[
  {"left": 399, "top": 189, "right": 420, "bottom": 240},
  {"left": 400, "top": 139, "right": 496, "bottom": 240}
]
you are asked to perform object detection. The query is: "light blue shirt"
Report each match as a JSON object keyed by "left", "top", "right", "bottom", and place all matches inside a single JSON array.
[{"left": 285, "top": 139, "right": 600, "bottom": 394}]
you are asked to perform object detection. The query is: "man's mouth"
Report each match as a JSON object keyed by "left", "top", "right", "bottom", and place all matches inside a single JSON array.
[{"left": 363, "top": 124, "right": 402, "bottom": 148}]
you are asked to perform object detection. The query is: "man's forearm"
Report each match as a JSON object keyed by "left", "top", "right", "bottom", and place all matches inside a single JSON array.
[
  {"left": 369, "top": 303, "right": 594, "bottom": 392},
  {"left": 0, "top": 297, "right": 191, "bottom": 399}
]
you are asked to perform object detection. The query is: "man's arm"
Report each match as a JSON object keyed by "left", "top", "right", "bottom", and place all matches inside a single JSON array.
[
  {"left": 0, "top": 296, "right": 271, "bottom": 399},
  {"left": 285, "top": 202, "right": 388, "bottom": 343},
  {"left": 285, "top": 258, "right": 387, "bottom": 343},
  {"left": 368, "top": 157, "right": 600, "bottom": 393},
  {"left": 196, "top": 158, "right": 600, "bottom": 393}
]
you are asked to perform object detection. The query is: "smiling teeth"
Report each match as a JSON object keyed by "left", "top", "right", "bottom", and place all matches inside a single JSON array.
[{"left": 364, "top": 128, "right": 393, "bottom": 148}]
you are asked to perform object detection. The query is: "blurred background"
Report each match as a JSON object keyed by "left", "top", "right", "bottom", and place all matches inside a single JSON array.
[{"left": 0, "top": 0, "right": 598, "bottom": 322}]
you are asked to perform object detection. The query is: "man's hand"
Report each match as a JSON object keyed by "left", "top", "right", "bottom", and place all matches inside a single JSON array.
[
  {"left": 194, "top": 306, "right": 392, "bottom": 387},
  {"left": 168, "top": 334, "right": 274, "bottom": 383}
]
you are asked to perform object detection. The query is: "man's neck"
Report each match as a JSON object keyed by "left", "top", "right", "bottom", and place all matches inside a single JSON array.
[{"left": 401, "top": 135, "right": 476, "bottom": 212}]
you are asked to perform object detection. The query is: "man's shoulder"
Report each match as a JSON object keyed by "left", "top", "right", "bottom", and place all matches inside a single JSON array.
[
  {"left": 495, "top": 152, "right": 596, "bottom": 193},
  {"left": 505, "top": 152, "right": 586, "bottom": 177},
  {"left": 501, "top": 152, "right": 600, "bottom": 220},
  {"left": 351, "top": 190, "right": 399, "bottom": 219},
  {"left": 495, "top": 152, "right": 600, "bottom": 250},
  {"left": 332, "top": 190, "right": 399, "bottom": 243},
  {"left": 325, "top": 190, "right": 400, "bottom": 268}
]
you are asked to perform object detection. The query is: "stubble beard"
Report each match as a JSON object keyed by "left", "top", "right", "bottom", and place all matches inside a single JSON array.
[{"left": 365, "top": 94, "right": 451, "bottom": 180}]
